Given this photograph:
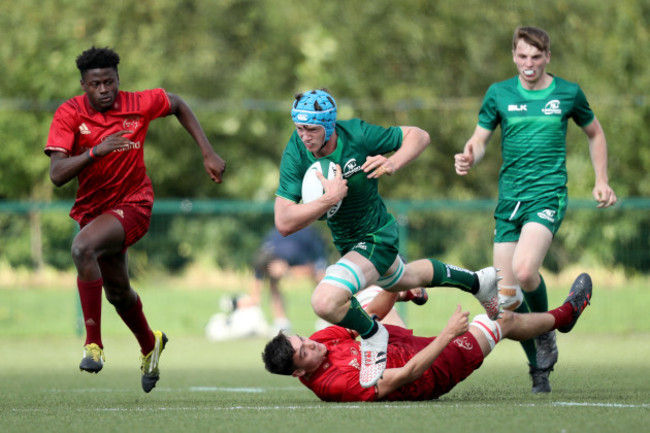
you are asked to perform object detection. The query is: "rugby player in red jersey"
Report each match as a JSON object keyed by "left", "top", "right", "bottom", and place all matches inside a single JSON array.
[
  {"left": 262, "top": 273, "right": 592, "bottom": 402},
  {"left": 44, "top": 46, "right": 225, "bottom": 393}
]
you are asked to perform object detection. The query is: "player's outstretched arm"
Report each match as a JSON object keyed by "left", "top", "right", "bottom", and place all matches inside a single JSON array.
[
  {"left": 582, "top": 117, "right": 617, "bottom": 208},
  {"left": 454, "top": 126, "right": 492, "bottom": 176},
  {"left": 168, "top": 92, "right": 226, "bottom": 184},
  {"left": 376, "top": 305, "right": 469, "bottom": 398}
]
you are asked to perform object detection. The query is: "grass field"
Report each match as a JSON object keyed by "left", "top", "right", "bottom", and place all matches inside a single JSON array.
[{"left": 1, "top": 272, "right": 649, "bottom": 433}]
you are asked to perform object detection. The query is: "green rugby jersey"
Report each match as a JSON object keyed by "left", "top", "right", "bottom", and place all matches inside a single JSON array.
[
  {"left": 478, "top": 76, "right": 595, "bottom": 201},
  {"left": 276, "top": 118, "right": 403, "bottom": 248}
]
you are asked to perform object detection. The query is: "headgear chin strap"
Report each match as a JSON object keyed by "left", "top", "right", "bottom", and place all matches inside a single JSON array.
[{"left": 291, "top": 89, "right": 337, "bottom": 144}]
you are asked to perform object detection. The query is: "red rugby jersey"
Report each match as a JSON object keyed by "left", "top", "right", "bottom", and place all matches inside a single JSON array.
[
  {"left": 45, "top": 89, "right": 171, "bottom": 223},
  {"left": 300, "top": 325, "right": 484, "bottom": 402}
]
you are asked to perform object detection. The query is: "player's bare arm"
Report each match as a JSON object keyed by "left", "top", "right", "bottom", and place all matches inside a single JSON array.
[
  {"left": 454, "top": 126, "right": 492, "bottom": 176},
  {"left": 376, "top": 305, "right": 469, "bottom": 399},
  {"left": 274, "top": 166, "right": 347, "bottom": 236},
  {"left": 363, "top": 126, "right": 430, "bottom": 178},
  {"left": 167, "top": 92, "right": 226, "bottom": 184},
  {"left": 582, "top": 117, "right": 617, "bottom": 208},
  {"left": 48, "top": 130, "right": 134, "bottom": 187}
]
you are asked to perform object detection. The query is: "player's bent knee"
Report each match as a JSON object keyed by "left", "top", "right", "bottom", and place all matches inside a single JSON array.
[
  {"left": 70, "top": 239, "right": 94, "bottom": 264},
  {"left": 311, "top": 289, "right": 332, "bottom": 317},
  {"left": 311, "top": 289, "right": 348, "bottom": 323},
  {"left": 513, "top": 266, "right": 537, "bottom": 289},
  {"left": 104, "top": 286, "right": 134, "bottom": 310},
  {"left": 470, "top": 314, "right": 503, "bottom": 350},
  {"left": 310, "top": 297, "right": 331, "bottom": 319}
]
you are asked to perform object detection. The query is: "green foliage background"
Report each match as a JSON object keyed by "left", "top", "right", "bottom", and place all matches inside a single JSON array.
[{"left": 0, "top": 0, "right": 648, "bottom": 273}]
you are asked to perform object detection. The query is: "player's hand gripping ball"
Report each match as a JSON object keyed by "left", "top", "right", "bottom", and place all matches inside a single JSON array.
[{"left": 301, "top": 160, "right": 342, "bottom": 220}]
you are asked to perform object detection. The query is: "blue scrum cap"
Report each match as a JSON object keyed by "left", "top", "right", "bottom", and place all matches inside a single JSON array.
[{"left": 291, "top": 89, "right": 337, "bottom": 142}]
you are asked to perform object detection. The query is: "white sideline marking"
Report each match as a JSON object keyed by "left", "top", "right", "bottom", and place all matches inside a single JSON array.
[
  {"left": 35, "top": 388, "right": 650, "bottom": 411},
  {"left": 189, "top": 387, "right": 265, "bottom": 393},
  {"left": 552, "top": 401, "right": 650, "bottom": 408},
  {"left": 46, "top": 386, "right": 305, "bottom": 393},
  {"left": 189, "top": 386, "right": 305, "bottom": 393},
  {"left": 12, "top": 401, "right": 650, "bottom": 413}
]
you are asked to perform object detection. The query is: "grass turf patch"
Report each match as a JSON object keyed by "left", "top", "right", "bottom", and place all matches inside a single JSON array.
[
  {"left": 1, "top": 335, "right": 648, "bottom": 433},
  {"left": 1, "top": 278, "right": 649, "bottom": 432}
]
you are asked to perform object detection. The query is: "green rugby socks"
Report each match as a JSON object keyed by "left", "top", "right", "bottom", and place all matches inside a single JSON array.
[
  {"left": 429, "top": 259, "right": 479, "bottom": 294},
  {"left": 337, "top": 296, "right": 377, "bottom": 338}
]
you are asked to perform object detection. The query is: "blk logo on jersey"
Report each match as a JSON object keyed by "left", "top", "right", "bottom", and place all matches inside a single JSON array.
[
  {"left": 508, "top": 104, "right": 527, "bottom": 112},
  {"left": 542, "top": 100, "right": 562, "bottom": 115}
]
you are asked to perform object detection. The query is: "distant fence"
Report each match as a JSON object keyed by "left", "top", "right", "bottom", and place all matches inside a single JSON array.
[{"left": 0, "top": 198, "right": 648, "bottom": 276}]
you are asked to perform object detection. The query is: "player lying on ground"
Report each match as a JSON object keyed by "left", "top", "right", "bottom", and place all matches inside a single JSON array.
[
  {"left": 275, "top": 88, "right": 501, "bottom": 389},
  {"left": 262, "top": 273, "right": 592, "bottom": 402}
]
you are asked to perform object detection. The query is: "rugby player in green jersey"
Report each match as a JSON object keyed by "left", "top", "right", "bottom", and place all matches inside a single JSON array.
[
  {"left": 275, "top": 89, "right": 501, "bottom": 389},
  {"left": 455, "top": 26, "right": 617, "bottom": 393}
]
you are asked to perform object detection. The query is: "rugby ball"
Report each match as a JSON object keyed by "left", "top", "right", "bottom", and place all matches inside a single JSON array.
[{"left": 301, "top": 160, "right": 342, "bottom": 219}]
